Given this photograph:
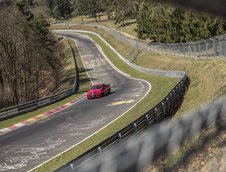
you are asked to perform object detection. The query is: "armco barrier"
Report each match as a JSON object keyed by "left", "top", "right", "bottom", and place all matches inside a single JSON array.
[
  {"left": 74, "top": 93, "right": 226, "bottom": 172},
  {"left": 0, "top": 40, "right": 79, "bottom": 121},
  {"left": 55, "top": 1, "right": 226, "bottom": 172},
  {"left": 53, "top": 30, "right": 185, "bottom": 79},
  {"left": 54, "top": 32, "right": 189, "bottom": 171}
]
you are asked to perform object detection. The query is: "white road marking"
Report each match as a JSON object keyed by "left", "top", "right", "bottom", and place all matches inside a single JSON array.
[{"left": 29, "top": 31, "right": 152, "bottom": 172}]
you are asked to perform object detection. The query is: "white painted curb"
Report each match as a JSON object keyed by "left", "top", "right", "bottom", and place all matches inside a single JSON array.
[{"left": 29, "top": 30, "right": 151, "bottom": 172}]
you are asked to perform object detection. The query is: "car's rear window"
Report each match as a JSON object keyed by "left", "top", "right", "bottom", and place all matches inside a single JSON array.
[{"left": 91, "top": 85, "right": 102, "bottom": 90}]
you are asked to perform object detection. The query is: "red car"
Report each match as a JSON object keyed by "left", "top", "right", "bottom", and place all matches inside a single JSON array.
[{"left": 87, "top": 83, "right": 111, "bottom": 99}]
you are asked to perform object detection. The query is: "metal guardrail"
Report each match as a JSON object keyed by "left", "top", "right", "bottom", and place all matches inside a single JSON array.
[
  {"left": 0, "top": 40, "right": 79, "bottom": 121},
  {"left": 55, "top": 62, "right": 189, "bottom": 172},
  {"left": 74, "top": 93, "right": 226, "bottom": 172},
  {"left": 53, "top": 30, "right": 185, "bottom": 79},
  {"left": 54, "top": 1, "right": 226, "bottom": 172}
]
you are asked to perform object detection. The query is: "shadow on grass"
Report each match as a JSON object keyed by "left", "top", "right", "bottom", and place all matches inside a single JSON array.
[
  {"left": 79, "top": 77, "right": 96, "bottom": 83},
  {"left": 78, "top": 67, "right": 93, "bottom": 73},
  {"left": 119, "top": 21, "right": 137, "bottom": 27}
]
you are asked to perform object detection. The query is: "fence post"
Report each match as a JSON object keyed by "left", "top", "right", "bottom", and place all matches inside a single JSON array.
[{"left": 224, "top": 37, "right": 226, "bottom": 57}]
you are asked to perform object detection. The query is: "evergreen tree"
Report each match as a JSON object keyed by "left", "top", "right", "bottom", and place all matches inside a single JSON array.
[
  {"left": 135, "top": 1, "right": 226, "bottom": 43},
  {"left": 73, "top": 0, "right": 88, "bottom": 23},
  {"left": 52, "top": 0, "right": 72, "bottom": 19}
]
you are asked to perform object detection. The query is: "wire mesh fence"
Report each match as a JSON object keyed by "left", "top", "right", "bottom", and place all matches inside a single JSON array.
[
  {"left": 75, "top": 94, "right": 226, "bottom": 172},
  {"left": 52, "top": 1, "right": 226, "bottom": 172},
  {"left": 96, "top": 25, "right": 226, "bottom": 59},
  {"left": 60, "top": 22, "right": 226, "bottom": 59}
]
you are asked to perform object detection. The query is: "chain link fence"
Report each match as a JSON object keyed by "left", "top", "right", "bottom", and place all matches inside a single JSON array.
[
  {"left": 93, "top": 24, "right": 226, "bottom": 59},
  {"left": 52, "top": 1, "right": 226, "bottom": 172},
  {"left": 74, "top": 94, "right": 226, "bottom": 172},
  {"left": 60, "top": 22, "right": 226, "bottom": 59}
]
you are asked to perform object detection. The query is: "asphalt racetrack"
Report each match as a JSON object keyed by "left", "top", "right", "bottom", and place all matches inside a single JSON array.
[{"left": 0, "top": 33, "right": 150, "bottom": 172}]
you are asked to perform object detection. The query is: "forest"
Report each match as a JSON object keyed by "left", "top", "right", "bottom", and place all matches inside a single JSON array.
[
  {"left": 46, "top": 0, "right": 226, "bottom": 43},
  {"left": 0, "top": 0, "right": 64, "bottom": 109},
  {"left": 0, "top": 0, "right": 226, "bottom": 108}
]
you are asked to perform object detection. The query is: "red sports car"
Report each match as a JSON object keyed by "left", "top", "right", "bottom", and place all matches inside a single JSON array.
[{"left": 86, "top": 83, "right": 111, "bottom": 99}]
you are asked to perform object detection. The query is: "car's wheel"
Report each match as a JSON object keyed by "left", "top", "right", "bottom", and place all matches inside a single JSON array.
[{"left": 108, "top": 88, "right": 111, "bottom": 94}]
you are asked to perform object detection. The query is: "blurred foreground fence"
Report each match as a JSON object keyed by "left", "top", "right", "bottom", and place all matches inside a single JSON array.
[
  {"left": 54, "top": 32, "right": 226, "bottom": 172},
  {"left": 0, "top": 40, "right": 79, "bottom": 121},
  {"left": 52, "top": 0, "right": 226, "bottom": 170},
  {"left": 53, "top": 31, "right": 190, "bottom": 172},
  {"left": 73, "top": 93, "right": 226, "bottom": 172}
]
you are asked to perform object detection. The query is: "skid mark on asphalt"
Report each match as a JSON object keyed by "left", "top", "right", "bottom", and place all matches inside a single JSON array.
[
  {"left": 0, "top": 138, "right": 65, "bottom": 171},
  {"left": 81, "top": 55, "right": 116, "bottom": 84}
]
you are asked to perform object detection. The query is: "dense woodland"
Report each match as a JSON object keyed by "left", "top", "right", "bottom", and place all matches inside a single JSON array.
[
  {"left": 0, "top": 0, "right": 226, "bottom": 108},
  {"left": 0, "top": 0, "right": 63, "bottom": 109},
  {"left": 44, "top": 0, "right": 226, "bottom": 43}
]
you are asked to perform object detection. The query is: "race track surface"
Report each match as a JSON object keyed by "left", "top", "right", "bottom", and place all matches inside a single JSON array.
[{"left": 0, "top": 33, "right": 150, "bottom": 172}]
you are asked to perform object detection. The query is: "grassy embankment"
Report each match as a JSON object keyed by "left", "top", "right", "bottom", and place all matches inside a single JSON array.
[
  {"left": 51, "top": 21, "right": 226, "bottom": 171},
  {"left": 30, "top": 25, "right": 179, "bottom": 171},
  {"left": 54, "top": 22, "right": 226, "bottom": 116},
  {"left": 0, "top": 38, "right": 91, "bottom": 129}
]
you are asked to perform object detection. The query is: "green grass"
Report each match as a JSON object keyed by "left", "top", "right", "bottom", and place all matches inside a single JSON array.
[
  {"left": 0, "top": 39, "right": 91, "bottom": 129},
  {"left": 52, "top": 24, "right": 226, "bottom": 115},
  {"left": 32, "top": 29, "right": 178, "bottom": 171},
  {"left": 57, "top": 15, "right": 139, "bottom": 39},
  {"left": 50, "top": 22, "right": 226, "bottom": 171}
]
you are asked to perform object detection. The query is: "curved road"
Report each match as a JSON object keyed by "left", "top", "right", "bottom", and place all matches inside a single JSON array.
[{"left": 0, "top": 33, "right": 150, "bottom": 172}]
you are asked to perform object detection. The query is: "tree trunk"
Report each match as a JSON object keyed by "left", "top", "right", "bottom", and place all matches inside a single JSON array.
[
  {"left": 0, "top": 69, "right": 4, "bottom": 90},
  {"left": 80, "top": 15, "right": 84, "bottom": 23}
]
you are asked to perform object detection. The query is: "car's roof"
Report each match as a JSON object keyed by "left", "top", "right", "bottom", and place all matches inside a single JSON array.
[{"left": 92, "top": 83, "right": 104, "bottom": 86}]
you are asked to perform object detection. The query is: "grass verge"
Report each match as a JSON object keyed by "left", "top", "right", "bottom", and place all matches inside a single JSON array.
[
  {"left": 0, "top": 39, "right": 91, "bottom": 129},
  {"left": 31, "top": 27, "right": 178, "bottom": 171},
  {"left": 51, "top": 24, "right": 226, "bottom": 171},
  {"left": 51, "top": 24, "right": 226, "bottom": 115}
]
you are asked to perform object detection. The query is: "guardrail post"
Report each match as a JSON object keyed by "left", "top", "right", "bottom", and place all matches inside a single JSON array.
[
  {"left": 117, "top": 133, "right": 122, "bottom": 143},
  {"left": 168, "top": 93, "right": 173, "bottom": 116},
  {"left": 154, "top": 107, "right": 158, "bottom": 124},
  {"left": 133, "top": 123, "right": 138, "bottom": 133},
  {"left": 70, "top": 163, "right": 74, "bottom": 170},
  {"left": 97, "top": 147, "right": 102, "bottom": 155},
  {"left": 145, "top": 114, "right": 149, "bottom": 127},
  {"left": 161, "top": 102, "right": 166, "bottom": 118},
  {"left": 165, "top": 97, "right": 170, "bottom": 117},
  {"left": 171, "top": 89, "right": 177, "bottom": 114}
]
